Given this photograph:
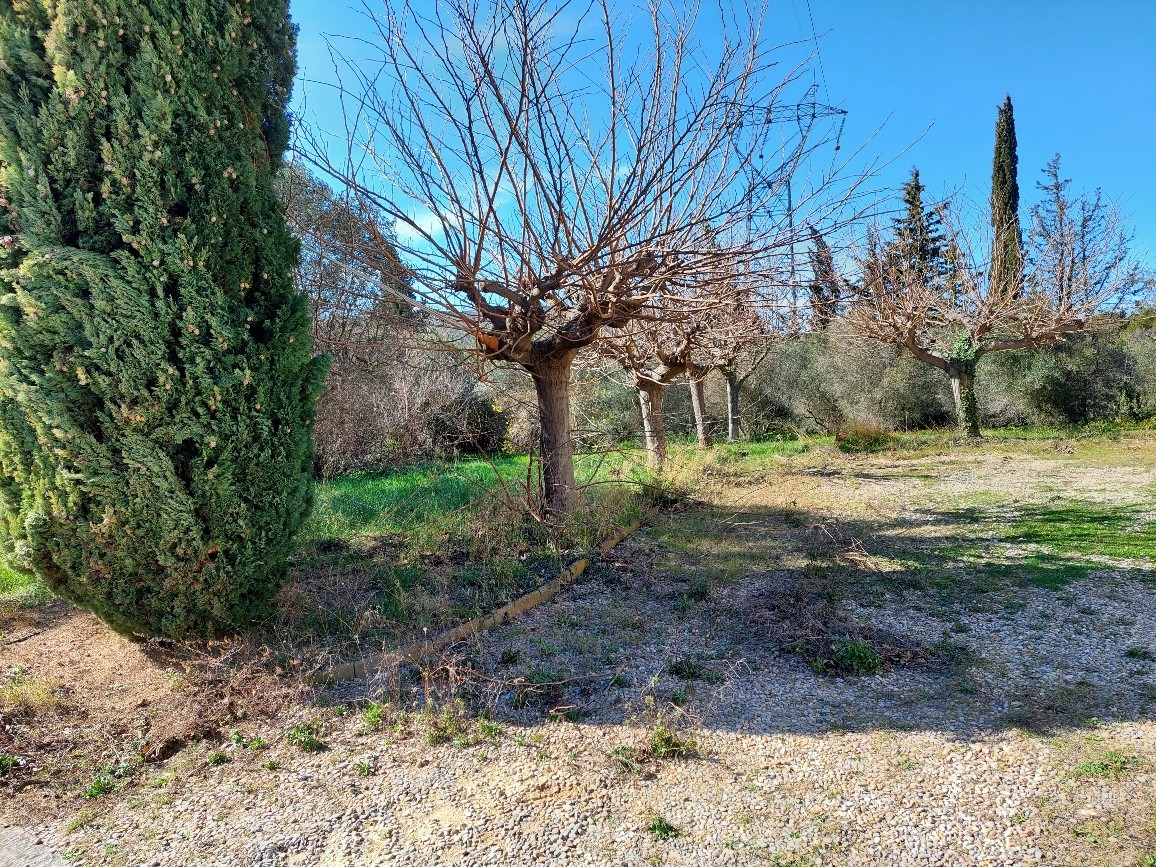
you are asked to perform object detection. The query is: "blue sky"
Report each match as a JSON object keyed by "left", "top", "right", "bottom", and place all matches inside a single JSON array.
[{"left": 289, "top": 0, "right": 1156, "bottom": 258}]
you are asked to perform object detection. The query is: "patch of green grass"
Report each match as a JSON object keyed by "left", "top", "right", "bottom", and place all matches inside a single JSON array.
[
  {"left": 1002, "top": 502, "right": 1156, "bottom": 562},
  {"left": 206, "top": 751, "right": 230, "bottom": 766},
  {"left": 0, "top": 563, "right": 48, "bottom": 604},
  {"left": 1072, "top": 751, "right": 1142, "bottom": 780},
  {"left": 261, "top": 760, "right": 281, "bottom": 771},
  {"left": 0, "top": 753, "right": 15, "bottom": 775},
  {"left": 306, "top": 456, "right": 532, "bottom": 540},
  {"left": 1127, "top": 646, "right": 1156, "bottom": 662},
  {"left": 355, "top": 760, "right": 374, "bottom": 776},
  {"left": 498, "top": 648, "right": 521, "bottom": 666},
  {"left": 645, "top": 813, "right": 680, "bottom": 841}
]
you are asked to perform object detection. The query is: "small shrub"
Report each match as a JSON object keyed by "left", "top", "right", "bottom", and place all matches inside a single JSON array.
[
  {"left": 477, "top": 718, "right": 502, "bottom": 742},
  {"left": 646, "top": 813, "right": 680, "bottom": 841},
  {"left": 286, "top": 722, "right": 325, "bottom": 753},
  {"left": 835, "top": 422, "right": 892, "bottom": 454},
  {"left": 206, "top": 751, "right": 230, "bottom": 767}
]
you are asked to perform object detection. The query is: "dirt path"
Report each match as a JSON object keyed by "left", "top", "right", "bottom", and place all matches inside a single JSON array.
[{"left": 3, "top": 437, "right": 1155, "bottom": 865}]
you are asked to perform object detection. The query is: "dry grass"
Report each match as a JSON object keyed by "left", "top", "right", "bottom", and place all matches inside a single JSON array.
[{"left": 0, "top": 672, "right": 65, "bottom": 716}]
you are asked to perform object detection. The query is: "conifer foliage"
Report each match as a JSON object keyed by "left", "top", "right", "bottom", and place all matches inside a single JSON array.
[
  {"left": 990, "top": 95, "right": 1023, "bottom": 298},
  {"left": 0, "top": 0, "right": 328, "bottom": 637}
]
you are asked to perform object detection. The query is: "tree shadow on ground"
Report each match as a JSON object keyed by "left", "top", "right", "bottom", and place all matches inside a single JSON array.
[{"left": 372, "top": 498, "right": 1155, "bottom": 742}]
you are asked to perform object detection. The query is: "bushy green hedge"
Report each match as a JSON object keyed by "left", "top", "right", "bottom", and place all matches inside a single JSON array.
[{"left": 0, "top": 0, "right": 327, "bottom": 637}]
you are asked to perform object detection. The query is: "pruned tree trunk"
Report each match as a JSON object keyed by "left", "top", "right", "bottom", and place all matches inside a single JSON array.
[
  {"left": 636, "top": 382, "right": 668, "bottom": 469},
  {"left": 529, "top": 353, "right": 578, "bottom": 513},
  {"left": 948, "top": 362, "right": 981, "bottom": 439},
  {"left": 724, "top": 369, "right": 742, "bottom": 442},
  {"left": 689, "top": 373, "right": 712, "bottom": 449}
]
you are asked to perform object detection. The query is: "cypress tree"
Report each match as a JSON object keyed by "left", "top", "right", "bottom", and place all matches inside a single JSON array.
[
  {"left": 990, "top": 95, "right": 1023, "bottom": 298},
  {"left": 0, "top": 0, "right": 328, "bottom": 637}
]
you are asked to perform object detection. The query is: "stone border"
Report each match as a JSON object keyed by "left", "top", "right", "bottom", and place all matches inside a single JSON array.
[{"left": 310, "top": 509, "right": 656, "bottom": 686}]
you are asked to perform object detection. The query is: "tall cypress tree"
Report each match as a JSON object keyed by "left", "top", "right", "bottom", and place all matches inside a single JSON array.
[
  {"left": 0, "top": 0, "right": 328, "bottom": 637},
  {"left": 990, "top": 94, "right": 1023, "bottom": 298}
]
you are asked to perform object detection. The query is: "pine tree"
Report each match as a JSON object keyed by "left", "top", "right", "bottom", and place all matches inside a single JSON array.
[
  {"left": 990, "top": 95, "right": 1023, "bottom": 298},
  {"left": 889, "top": 168, "right": 949, "bottom": 286},
  {"left": 0, "top": 0, "right": 329, "bottom": 637},
  {"left": 806, "top": 226, "right": 841, "bottom": 329}
]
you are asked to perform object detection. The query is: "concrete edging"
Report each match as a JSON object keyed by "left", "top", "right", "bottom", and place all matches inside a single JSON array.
[{"left": 310, "top": 508, "right": 656, "bottom": 687}]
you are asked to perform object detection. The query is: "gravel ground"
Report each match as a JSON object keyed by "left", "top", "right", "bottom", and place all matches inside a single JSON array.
[{"left": 16, "top": 442, "right": 1156, "bottom": 866}]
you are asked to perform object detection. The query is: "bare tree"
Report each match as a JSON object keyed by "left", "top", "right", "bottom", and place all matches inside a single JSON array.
[
  {"left": 304, "top": 0, "right": 862, "bottom": 511},
  {"left": 599, "top": 282, "right": 754, "bottom": 467},
  {"left": 848, "top": 191, "right": 1146, "bottom": 438}
]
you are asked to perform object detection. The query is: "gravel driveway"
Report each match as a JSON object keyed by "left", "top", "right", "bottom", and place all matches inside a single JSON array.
[{"left": 22, "top": 440, "right": 1156, "bottom": 865}]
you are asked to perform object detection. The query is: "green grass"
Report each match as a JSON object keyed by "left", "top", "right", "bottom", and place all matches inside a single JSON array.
[
  {"left": 306, "top": 455, "right": 533, "bottom": 541},
  {"left": 0, "top": 563, "right": 49, "bottom": 605},
  {"left": 1072, "top": 751, "right": 1142, "bottom": 779}
]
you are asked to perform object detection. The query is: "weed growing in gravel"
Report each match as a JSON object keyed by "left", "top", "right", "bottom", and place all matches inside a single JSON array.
[
  {"left": 0, "top": 753, "right": 14, "bottom": 775},
  {"left": 830, "top": 639, "right": 882, "bottom": 675},
  {"left": 645, "top": 812, "right": 680, "bottom": 840},
  {"left": 1127, "top": 646, "right": 1156, "bottom": 661},
  {"left": 356, "top": 760, "right": 374, "bottom": 776},
  {"left": 1137, "top": 855, "right": 1156, "bottom": 867},
  {"left": 286, "top": 722, "right": 325, "bottom": 752},
  {"left": 424, "top": 705, "right": 464, "bottom": 746},
  {"left": 63, "top": 810, "right": 99, "bottom": 833},
  {"left": 83, "top": 774, "right": 115, "bottom": 799},
  {"left": 477, "top": 718, "right": 502, "bottom": 741},
  {"left": 667, "top": 658, "right": 721, "bottom": 683},
  {"left": 1072, "top": 751, "right": 1142, "bottom": 779},
  {"left": 261, "top": 760, "right": 281, "bottom": 771},
  {"left": 609, "top": 745, "right": 644, "bottom": 774},
  {"left": 649, "top": 722, "right": 696, "bottom": 759},
  {"left": 498, "top": 648, "right": 520, "bottom": 666},
  {"left": 359, "top": 702, "right": 386, "bottom": 733},
  {"left": 206, "top": 751, "right": 230, "bottom": 766},
  {"left": 228, "top": 731, "right": 267, "bottom": 750},
  {"left": 609, "top": 673, "right": 629, "bottom": 688}
]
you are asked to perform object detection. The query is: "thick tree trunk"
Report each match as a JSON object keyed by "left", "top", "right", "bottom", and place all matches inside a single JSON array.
[
  {"left": 636, "top": 382, "right": 668, "bottom": 469},
  {"left": 948, "top": 363, "right": 981, "bottom": 439},
  {"left": 529, "top": 353, "right": 578, "bottom": 513},
  {"left": 724, "top": 370, "right": 741, "bottom": 442},
  {"left": 689, "top": 373, "right": 712, "bottom": 449}
]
